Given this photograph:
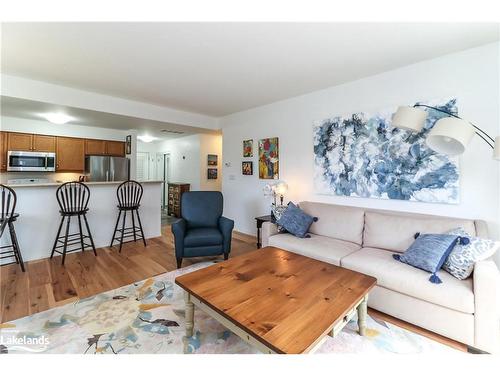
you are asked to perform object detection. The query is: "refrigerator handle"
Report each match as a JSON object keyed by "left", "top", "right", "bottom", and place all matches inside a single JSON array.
[
  {"left": 106, "top": 171, "right": 109, "bottom": 182},
  {"left": 112, "top": 170, "right": 115, "bottom": 181}
]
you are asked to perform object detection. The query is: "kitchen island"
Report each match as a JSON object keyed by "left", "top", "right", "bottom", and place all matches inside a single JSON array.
[{"left": 1, "top": 180, "right": 163, "bottom": 262}]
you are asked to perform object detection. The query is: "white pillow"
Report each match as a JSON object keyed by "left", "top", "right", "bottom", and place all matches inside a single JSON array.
[{"left": 444, "top": 227, "right": 499, "bottom": 280}]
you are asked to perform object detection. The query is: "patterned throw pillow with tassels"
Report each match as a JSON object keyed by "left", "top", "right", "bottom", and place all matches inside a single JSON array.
[{"left": 392, "top": 233, "right": 469, "bottom": 284}]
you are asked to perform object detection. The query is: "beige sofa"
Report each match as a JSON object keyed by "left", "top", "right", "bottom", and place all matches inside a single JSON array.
[{"left": 261, "top": 201, "right": 500, "bottom": 353}]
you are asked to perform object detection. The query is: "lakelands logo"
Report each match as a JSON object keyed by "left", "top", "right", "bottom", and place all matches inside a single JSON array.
[{"left": 0, "top": 333, "right": 50, "bottom": 353}]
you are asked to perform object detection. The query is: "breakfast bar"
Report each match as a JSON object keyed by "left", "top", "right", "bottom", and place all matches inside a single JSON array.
[{"left": 1, "top": 180, "right": 162, "bottom": 262}]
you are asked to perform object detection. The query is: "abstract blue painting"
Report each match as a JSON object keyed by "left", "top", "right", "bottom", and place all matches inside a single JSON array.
[{"left": 313, "top": 99, "right": 459, "bottom": 204}]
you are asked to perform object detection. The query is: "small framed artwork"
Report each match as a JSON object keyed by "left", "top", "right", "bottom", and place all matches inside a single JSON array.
[
  {"left": 243, "top": 139, "right": 253, "bottom": 157},
  {"left": 207, "top": 168, "right": 218, "bottom": 179},
  {"left": 125, "top": 135, "right": 132, "bottom": 155},
  {"left": 208, "top": 154, "right": 218, "bottom": 166},
  {"left": 242, "top": 161, "right": 253, "bottom": 175}
]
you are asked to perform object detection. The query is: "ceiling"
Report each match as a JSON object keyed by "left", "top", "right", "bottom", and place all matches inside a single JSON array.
[
  {"left": 0, "top": 96, "right": 219, "bottom": 141},
  {"left": 1, "top": 22, "right": 499, "bottom": 117}
]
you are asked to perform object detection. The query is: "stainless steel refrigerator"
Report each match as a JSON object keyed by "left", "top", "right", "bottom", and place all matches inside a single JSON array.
[{"left": 85, "top": 156, "right": 130, "bottom": 182}]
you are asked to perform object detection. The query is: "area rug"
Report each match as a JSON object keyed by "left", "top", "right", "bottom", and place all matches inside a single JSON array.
[{"left": 0, "top": 261, "right": 458, "bottom": 354}]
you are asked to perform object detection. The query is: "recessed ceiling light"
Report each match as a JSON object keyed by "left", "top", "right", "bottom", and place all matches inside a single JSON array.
[
  {"left": 137, "top": 135, "right": 158, "bottom": 143},
  {"left": 43, "top": 113, "right": 73, "bottom": 125}
]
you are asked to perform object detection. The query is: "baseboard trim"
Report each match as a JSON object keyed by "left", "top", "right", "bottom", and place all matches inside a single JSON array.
[{"left": 233, "top": 230, "right": 257, "bottom": 244}]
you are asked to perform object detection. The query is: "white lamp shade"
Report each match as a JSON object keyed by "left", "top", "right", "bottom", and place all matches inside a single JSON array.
[
  {"left": 494, "top": 136, "right": 500, "bottom": 160},
  {"left": 274, "top": 181, "right": 288, "bottom": 196},
  {"left": 425, "top": 117, "right": 475, "bottom": 156},
  {"left": 392, "top": 106, "right": 428, "bottom": 132}
]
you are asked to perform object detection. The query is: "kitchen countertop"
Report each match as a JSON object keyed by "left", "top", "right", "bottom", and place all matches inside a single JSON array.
[{"left": 6, "top": 180, "right": 164, "bottom": 188}]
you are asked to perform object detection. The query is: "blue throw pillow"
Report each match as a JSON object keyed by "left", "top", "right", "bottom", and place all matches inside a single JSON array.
[
  {"left": 392, "top": 233, "right": 466, "bottom": 284},
  {"left": 276, "top": 202, "right": 318, "bottom": 238}
]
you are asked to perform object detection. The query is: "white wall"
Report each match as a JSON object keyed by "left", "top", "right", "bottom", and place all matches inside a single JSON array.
[
  {"left": 137, "top": 133, "right": 223, "bottom": 191},
  {"left": 199, "top": 133, "right": 223, "bottom": 191},
  {"left": 1, "top": 116, "right": 129, "bottom": 140},
  {"left": 1, "top": 74, "right": 219, "bottom": 130},
  {"left": 221, "top": 43, "right": 500, "bottom": 263}
]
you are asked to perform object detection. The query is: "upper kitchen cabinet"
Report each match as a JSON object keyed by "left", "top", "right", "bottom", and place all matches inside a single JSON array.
[
  {"left": 85, "top": 139, "right": 106, "bottom": 155},
  {"left": 105, "top": 141, "right": 125, "bottom": 156},
  {"left": 33, "top": 135, "right": 56, "bottom": 152},
  {"left": 7, "top": 132, "right": 33, "bottom": 151},
  {"left": 0, "top": 132, "right": 7, "bottom": 171},
  {"left": 56, "top": 137, "right": 85, "bottom": 171},
  {"left": 6, "top": 132, "right": 56, "bottom": 152}
]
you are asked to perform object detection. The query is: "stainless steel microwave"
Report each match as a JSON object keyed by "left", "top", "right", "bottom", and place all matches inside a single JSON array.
[{"left": 7, "top": 151, "right": 56, "bottom": 172}]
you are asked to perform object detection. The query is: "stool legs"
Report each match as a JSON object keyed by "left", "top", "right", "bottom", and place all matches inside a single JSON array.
[
  {"left": 110, "top": 208, "right": 147, "bottom": 251},
  {"left": 51, "top": 213, "right": 96, "bottom": 265},
  {"left": 119, "top": 210, "right": 127, "bottom": 252},
  {"left": 62, "top": 216, "right": 71, "bottom": 265},
  {"left": 135, "top": 210, "right": 147, "bottom": 247},
  {"left": 8, "top": 221, "right": 25, "bottom": 272},
  {"left": 82, "top": 214, "right": 97, "bottom": 256},
  {"left": 50, "top": 216, "right": 65, "bottom": 259}
]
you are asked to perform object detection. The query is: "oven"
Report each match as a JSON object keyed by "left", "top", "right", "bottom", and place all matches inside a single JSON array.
[{"left": 7, "top": 151, "right": 56, "bottom": 172}]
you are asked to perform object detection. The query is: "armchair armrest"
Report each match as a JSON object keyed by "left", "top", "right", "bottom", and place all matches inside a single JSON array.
[
  {"left": 171, "top": 219, "right": 187, "bottom": 258},
  {"left": 262, "top": 221, "right": 279, "bottom": 248},
  {"left": 473, "top": 258, "right": 500, "bottom": 353},
  {"left": 219, "top": 216, "right": 234, "bottom": 254}
]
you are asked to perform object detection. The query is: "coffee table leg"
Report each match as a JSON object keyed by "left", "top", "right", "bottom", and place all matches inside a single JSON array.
[
  {"left": 357, "top": 295, "right": 368, "bottom": 336},
  {"left": 185, "top": 291, "right": 194, "bottom": 337},
  {"left": 183, "top": 291, "right": 195, "bottom": 354}
]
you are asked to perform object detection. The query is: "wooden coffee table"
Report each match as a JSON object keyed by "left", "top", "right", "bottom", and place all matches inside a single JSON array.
[{"left": 175, "top": 247, "right": 377, "bottom": 354}]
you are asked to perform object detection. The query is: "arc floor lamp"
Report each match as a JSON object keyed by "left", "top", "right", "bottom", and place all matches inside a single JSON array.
[{"left": 392, "top": 104, "right": 500, "bottom": 160}]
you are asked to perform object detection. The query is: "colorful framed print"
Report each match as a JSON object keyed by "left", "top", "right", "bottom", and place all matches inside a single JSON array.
[
  {"left": 258, "top": 137, "right": 279, "bottom": 179},
  {"left": 243, "top": 139, "right": 253, "bottom": 157},
  {"left": 207, "top": 168, "right": 218, "bottom": 179},
  {"left": 242, "top": 161, "right": 253, "bottom": 175},
  {"left": 207, "top": 154, "right": 218, "bottom": 166}
]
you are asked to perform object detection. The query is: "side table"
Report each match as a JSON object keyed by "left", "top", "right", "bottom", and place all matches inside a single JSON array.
[{"left": 255, "top": 215, "right": 272, "bottom": 249}]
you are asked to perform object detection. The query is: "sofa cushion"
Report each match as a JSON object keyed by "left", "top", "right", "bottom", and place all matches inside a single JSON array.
[
  {"left": 363, "top": 211, "right": 477, "bottom": 253},
  {"left": 299, "top": 202, "right": 365, "bottom": 245},
  {"left": 268, "top": 233, "right": 361, "bottom": 266},
  {"left": 184, "top": 227, "right": 223, "bottom": 247},
  {"left": 341, "top": 247, "right": 474, "bottom": 314}
]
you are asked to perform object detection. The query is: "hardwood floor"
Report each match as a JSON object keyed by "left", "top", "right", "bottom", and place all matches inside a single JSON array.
[
  {"left": 0, "top": 225, "right": 466, "bottom": 352},
  {"left": 0, "top": 225, "right": 256, "bottom": 324}
]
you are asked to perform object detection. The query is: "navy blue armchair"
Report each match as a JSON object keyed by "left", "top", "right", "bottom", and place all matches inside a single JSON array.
[{"left": 171, "top": 191, "right": 234, "bottom": 268}]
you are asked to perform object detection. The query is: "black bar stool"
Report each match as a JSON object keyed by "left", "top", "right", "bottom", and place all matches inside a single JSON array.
[
  {"left": 110, "top": 180, "right": 147, "bottom": 252},
  {"left": 0, "top": 184, "right": 25, "bottom": 272},
  {"left": 50, "top": 182, "right": 96, "bottom": 265}
]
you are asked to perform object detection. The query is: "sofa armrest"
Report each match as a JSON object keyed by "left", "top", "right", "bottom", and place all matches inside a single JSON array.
[
  {"left": 171, "top": 219, "right": 187, "bottom": 258},
  {"left": 262, "top": 221, "right": 279, "bottom": 248},
  {"left": 219, "top": 216, "right": 234, "bottom": 254},
  {"left": 473, "top": 258, "right": 500, "bottom": 353}
]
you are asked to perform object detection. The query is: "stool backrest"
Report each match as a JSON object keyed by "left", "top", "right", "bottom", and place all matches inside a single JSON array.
[
  {"left": 56, "top": 181, "right": 90, "bottom": 213},
  {"left": 117, "top": 180, "right": 143, "bottom": 207},
  {"left": 0, "top": 184, "right": 16, "bottom": 221}
]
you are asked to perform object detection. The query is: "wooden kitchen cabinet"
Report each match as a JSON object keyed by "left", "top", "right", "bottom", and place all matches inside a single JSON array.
[
  {"left": 0, "top": 132, "right": 7, "bottom": 171},
  {"left": 105, "top": 141, "right": 125, "bottom": 156},
  {"left": 7, "top": 132, "right": 33, "bottom": 151},
  {"left": 85, "top": 139, "right": 106, "bottom": 155},
  {"left": 32, "top": 134, "right": 56, "bottom": 152},
  {"left": 5, "top": 132, "right": 56, "bottom": 152},
  {"left": 56, "top": 137, "right": 85, "bottom": 171}
]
